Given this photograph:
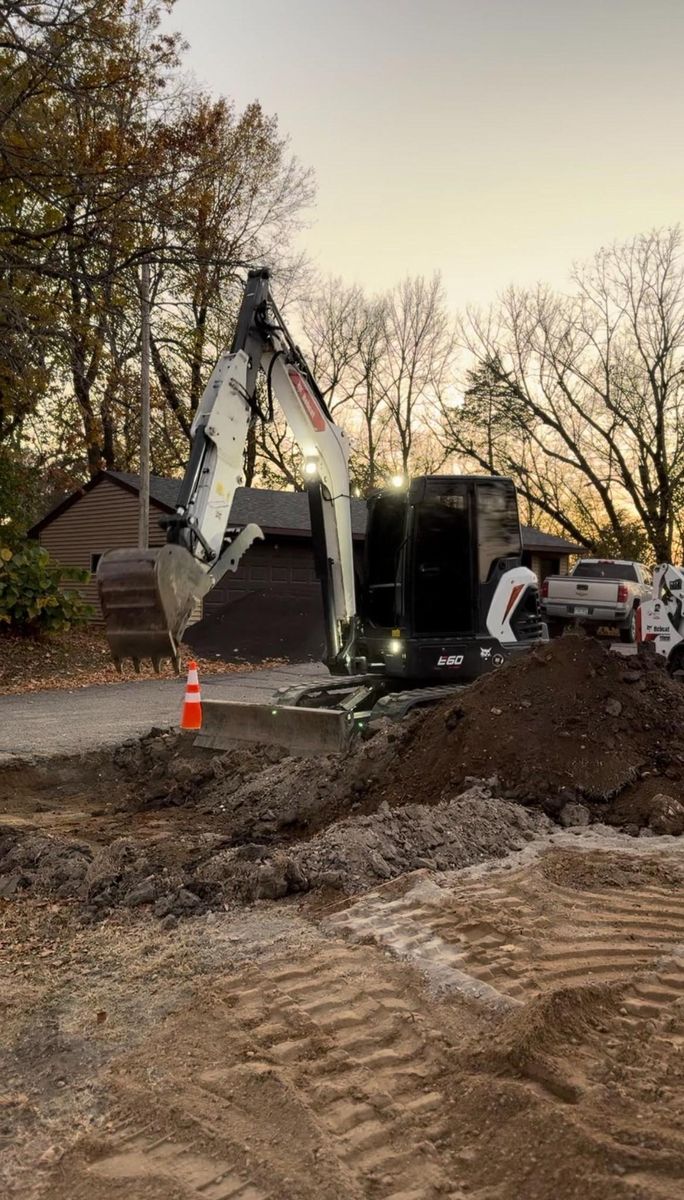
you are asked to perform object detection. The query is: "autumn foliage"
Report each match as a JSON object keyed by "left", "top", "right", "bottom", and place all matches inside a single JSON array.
[{"left": 0, "top": 544, "right": 91, "bottom": 636}]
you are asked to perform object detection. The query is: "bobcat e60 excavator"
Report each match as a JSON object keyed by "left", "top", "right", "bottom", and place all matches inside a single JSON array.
[{"left": 97, "top": 268, "right": 544, "bottom": 753}]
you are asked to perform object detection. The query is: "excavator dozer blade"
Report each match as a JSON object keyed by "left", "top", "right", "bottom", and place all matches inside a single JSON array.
[
  {"left": 96, "top": 545, "right": 211, "bottom": 673},
  {"left": 196, "top": 699, "right": 354, "bottom": 756}
]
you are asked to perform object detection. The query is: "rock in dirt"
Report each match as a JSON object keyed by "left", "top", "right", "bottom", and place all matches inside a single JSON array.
[
  {"left": 123, "top": 877, "right": 158, "bottom": 907},
  {"left": 648, "top": 794, "right": 684, "bottom": 836},
  {"left": 154, "top": 887, "right": 202, "bottom": 918},
  {"left": 559, "top": 802, "right": 591, "bottom": 828}
]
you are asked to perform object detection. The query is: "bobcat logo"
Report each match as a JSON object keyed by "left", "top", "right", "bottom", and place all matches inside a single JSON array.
[{"left": 480, "top": 647, "right": 492, "bottom": 659}]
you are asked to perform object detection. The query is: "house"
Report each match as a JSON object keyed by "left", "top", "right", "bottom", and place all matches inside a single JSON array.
[{"left": 28, "top": 470, "right": 584, "bottom": 658}]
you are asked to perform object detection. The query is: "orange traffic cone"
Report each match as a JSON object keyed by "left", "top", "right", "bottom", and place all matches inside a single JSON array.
[{"left": 180, "top": 660, "right": 202, "bottom": 730}]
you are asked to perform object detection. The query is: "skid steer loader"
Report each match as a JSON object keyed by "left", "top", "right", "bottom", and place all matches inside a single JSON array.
[
  {"left": 97, "top": 269, "right": 544, "bottom": 753},
  {"left": 638, "top": 564, "right": 684, "bottom": 673}
]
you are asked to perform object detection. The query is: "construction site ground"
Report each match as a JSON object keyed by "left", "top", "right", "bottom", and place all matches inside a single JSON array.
[{"left": 2, "top": 635, "right": 684, "bottom": 1199}]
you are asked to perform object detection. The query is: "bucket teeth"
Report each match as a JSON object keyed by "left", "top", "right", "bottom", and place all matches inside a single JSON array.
[{"left": 96, "top": 545, "right": 209, "bottom": 674}]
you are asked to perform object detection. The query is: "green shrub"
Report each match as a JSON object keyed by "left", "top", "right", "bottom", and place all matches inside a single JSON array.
[{"left": 0, "top": 543, "right": 93, "bottom": 636}]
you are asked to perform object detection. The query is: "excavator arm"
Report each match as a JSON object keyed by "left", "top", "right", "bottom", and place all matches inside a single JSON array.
[{"left": 97, "top": 269, "right": 357, "bottom": 672}]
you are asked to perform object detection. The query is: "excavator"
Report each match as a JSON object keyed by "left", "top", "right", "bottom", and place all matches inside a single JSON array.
[{"left": 97, "top": 268, "right": 545, "bottom": 753}]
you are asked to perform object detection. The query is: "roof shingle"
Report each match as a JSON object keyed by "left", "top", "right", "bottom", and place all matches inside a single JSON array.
[{"left": 33, "top": 470, "right": 585, "bottom": 554}]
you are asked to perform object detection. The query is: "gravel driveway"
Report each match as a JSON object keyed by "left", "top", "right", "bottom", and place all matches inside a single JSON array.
[{"left": 0, "top": 662, "right": 326, "bottom": 761}]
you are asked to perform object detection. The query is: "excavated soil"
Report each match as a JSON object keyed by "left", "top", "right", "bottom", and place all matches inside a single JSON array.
[
  {"left": 0, "top": 729, "right": 551, "bottom": 915},
  {"left": 3, "top": 636, "right": 684, "bottom": 1197},
  {"left": 2, "top": 635, "right": 684, "bottom": 919},
  {"left": 2, "top": 835, "right": 684, "bottom": 1200},
  {"left": 372, "top": 633, "right": 684, "bottom": 817}
]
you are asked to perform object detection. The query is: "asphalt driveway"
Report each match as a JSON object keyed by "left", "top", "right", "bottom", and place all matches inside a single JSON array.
[
  {"left": 0, "top": 641, "right": 637, "bottom": 764},
  {"left": 0, "top": 663, "right": 326, "bottom": 761}
]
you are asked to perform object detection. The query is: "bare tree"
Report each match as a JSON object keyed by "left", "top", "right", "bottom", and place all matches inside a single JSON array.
[
  {"left": 379, "top": 274, "right": 455, "bottom": 476},
  {"left": 299, "top": 277, "right": 392, "bottom": 491},
  {"left": 441, "top": 229, "right": 684, "bottom": 560},
  {"left": 149, "top": 92, "right": 314, "bottom": 450}
]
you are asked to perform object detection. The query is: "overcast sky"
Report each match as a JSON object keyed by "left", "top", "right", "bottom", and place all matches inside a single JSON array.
[{"left": 171, "top": 0, "right": 684, "bottom": 309}]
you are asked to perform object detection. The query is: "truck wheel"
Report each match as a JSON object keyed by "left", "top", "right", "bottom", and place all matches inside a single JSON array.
[{"left": 619, "top": 607, "right": 637, "bottom": 644}]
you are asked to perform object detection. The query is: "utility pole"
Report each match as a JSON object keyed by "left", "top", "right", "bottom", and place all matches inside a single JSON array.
[{"left": 138, "top": 255, "right": 151, "bottom": 549}]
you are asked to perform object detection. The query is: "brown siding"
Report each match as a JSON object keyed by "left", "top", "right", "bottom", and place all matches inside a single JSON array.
[
  {"left": 37, "top": 478, "right": 168, "bottom": 620},
  {"left": 529, "top": 551, "right": 570, "bottom": 585}
]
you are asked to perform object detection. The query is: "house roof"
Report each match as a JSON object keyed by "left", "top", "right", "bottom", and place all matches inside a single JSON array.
[
  {"left": 519, "top": 525, "right": 584, "bottom": 553},
  {"left": 106, "top": 471, "right": 371, "bottom": 537},
  {"left": 28, "top": 469, "right": 585, "bottom": 553}
]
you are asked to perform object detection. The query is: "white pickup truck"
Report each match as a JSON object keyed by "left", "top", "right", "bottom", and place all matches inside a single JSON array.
[{"left": 540, "top": 558, "right": 653, "bottom": 643}]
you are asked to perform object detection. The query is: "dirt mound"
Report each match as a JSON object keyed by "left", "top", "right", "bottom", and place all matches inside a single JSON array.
[
  {"left": 373, "top": 634, "right": 684, "bottom": 815},
  {"left": 539, "top": 845, "right": 684, "bottom": 890},
  {"left": 0, "top": 782, "right": 550, "bottom": 916},
  {"left": 199, "top": 784, "right": 551, "bottom": 900}
]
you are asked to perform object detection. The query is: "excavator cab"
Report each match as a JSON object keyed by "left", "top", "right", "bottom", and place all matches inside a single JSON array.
[{"left": 355, "top": 475, "right": 542, "bottom": 682}]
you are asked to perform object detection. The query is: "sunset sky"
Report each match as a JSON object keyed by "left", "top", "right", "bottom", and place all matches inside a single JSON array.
[{"left": 173, "top": 0, "right": 684, "bottom": 309}]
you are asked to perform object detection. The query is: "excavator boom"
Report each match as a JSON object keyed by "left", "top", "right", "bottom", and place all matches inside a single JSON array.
[{"left": 96, "top": 269, "right": 355, "bottom": 677}]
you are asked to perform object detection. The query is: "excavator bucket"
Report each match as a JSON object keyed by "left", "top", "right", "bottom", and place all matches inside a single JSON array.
[
  {"left": 97, "top": 545, "right": 211, "bottom": 672},
  {"left": 196, "top": 699, "right": 355, "bottom": 756}
]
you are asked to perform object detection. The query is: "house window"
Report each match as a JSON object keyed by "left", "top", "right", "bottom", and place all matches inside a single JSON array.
[{"left": 91, "top": 553, "right": 102, "bottom": 574}]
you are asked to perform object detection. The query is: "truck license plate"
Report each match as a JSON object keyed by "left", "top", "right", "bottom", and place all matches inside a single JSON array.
[{"left": 574, "top": 605, "right": 589, "bottom": 615}]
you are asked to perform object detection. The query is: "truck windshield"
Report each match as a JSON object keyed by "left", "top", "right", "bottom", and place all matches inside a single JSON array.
[{"left": 574, "top": 562, "right": 638, "bottom": 581}]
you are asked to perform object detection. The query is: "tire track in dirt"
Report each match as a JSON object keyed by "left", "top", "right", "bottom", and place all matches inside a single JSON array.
[
  {"left": 327, "top": 855, "right": 684, "bottom": 1007},
  {"left": 90, "top": 1125, "right": 265, "bottom": 1200},
  {"left": 218, "top": 948, "right": 453, "bottom": 1198},
  {"left": 31, "top": 843, "right": 684, "bottom": 1200},
  {"left": 323, "top": 847, "right": 684, "bottom": 1197},
  {"left": 48, "top": 937, "right": 464, "bottom": 1200}
]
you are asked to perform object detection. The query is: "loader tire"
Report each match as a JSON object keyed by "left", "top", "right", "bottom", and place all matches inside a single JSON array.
[
  {"left": 619, "top": 607, "right": 638, "bottom": 644},
  {"left": 667, "top": 644, "right": 684, "bottom": 680}
]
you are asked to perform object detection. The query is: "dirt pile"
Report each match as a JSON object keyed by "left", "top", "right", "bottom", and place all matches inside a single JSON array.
[
  {"left": 111, "top": 727, "right": 289, "bottom": 811},
  {"left": 372, "top": 634, "right": 684, "bottom": 817},
  {"left": 104, "top": 637, "right": 684, "bottom": 847},
  {"left": 0, "top": 782, "right": 551, "bottom": 915},
  {"left": 198, "top": 784, "right": 551, "bottom": 900},
  {"left": 3, "top": 634, "right": 684, "bottom": 920}
]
